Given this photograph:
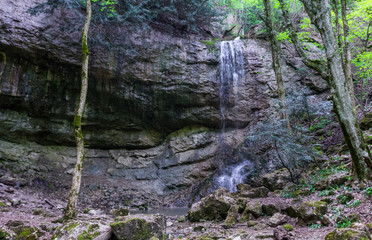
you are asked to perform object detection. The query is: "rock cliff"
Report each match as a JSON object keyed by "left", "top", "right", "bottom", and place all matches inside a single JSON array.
[{"left": 0, "top": 0, "right": 328, "bottom": 206}]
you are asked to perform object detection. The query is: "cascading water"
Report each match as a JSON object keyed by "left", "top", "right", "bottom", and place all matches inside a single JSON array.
[
  {"left": 219, "top": 37, "right": 245, "bottom": 133},
  {"left": 216, "top": 37, "right": 252, "bottom": 192},
  {"left": 216, "top": 160, "right": 253, "bottom": 192}
]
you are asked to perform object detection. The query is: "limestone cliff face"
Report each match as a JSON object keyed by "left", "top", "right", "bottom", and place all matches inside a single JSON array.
[{"left": 0, "top": 0, "right": 327, "bottom": 204}]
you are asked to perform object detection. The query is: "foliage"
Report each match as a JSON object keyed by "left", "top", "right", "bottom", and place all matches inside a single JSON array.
[
  {"left": 364, "top": 186, "right": 372, "bottom": 197},
  {"left": 318, "top": 189, "right": 334, "bottom": 197},
  {"left": 28, "top": 0, "right": 221, "bottom": 34},
  {"left": 337, "top": 189, "right": 354, "bottom": 204},
  {"left": 335, "top": 217, "right": 352, "bottom": 228},
  {"left": 309, "top": 223, "right": 321, "bottom": 229},
  {"left": 245, "top": 119, "right": 319, "bottom": 182},
  {"left": 215, "top": 0, "right": 265, "bottom": 29},
  {"left": 347, "top": 200, "right": 361, "bottom": 208}
]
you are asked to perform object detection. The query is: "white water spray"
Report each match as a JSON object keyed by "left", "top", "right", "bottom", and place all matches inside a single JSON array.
[{"left": 216, "top": 37, "right": 252, "bottom": 192}]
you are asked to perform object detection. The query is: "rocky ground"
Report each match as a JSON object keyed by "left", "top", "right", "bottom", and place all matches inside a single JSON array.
[{"left": 1, "top": 149, "right": 372, "bottom": 239}]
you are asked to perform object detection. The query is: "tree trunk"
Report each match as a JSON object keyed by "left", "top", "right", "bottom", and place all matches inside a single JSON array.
[
  {"left": 263, "top": 0, "right": 289, "bottom": 124},
  {"left": 298, "top": 0, "right": 371, "bottom": 179},
  {"left": 330, "top": 0, "right": 344, "bottom": 62},
  {"left": 340, "top": 0, "right": 355, "bottom": 108},
  {"left": 64, "top": 0, "right": 91, "bottom": 220}
]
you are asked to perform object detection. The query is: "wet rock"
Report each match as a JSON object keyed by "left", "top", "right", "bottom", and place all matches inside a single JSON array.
[
  {"left": 269, "top": 213, "right": 290, "bottom": 227},
  {"left": 188, "top": 188, "right": 235, "bottom": 222},
  {"left": 262, "top": 169, "right": 291, "bottom": 191},
  {"left": 110, "top": 214, "right": 166, "bottom": 240}
]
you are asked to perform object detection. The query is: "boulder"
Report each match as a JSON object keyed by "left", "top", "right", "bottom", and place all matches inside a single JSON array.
[
  {"left": 314, "top": 172, "right": 349, "bottom": 191},
  {"left": 269, "top": 213, "right": 290, "bottom": 227},
  {"left": 262, "top": 169, "right": 291, "bottom": 191},
  {"left": 262, "top": 203, "right": 280, "bottom": 216},
  {"left": 236, "top": 183, "right": 250, "bottom": 192},
  {"left": 274, "top": 227, "right": 295, "bottom": 240},
  {"left": 5, "top": 220, "right": 44, "bottom": 240},
  {"left": 224, "top": 205, "right": 239, "bottom": 227},
  {"left": 110, "top": 214, "right": 166, "bottom": 240},
  {"left": 241, "top": 186, "right": 270, "bottom": 198},
  {"left": 52, "top": 220, "right": 111, "bottom": 240},
  {"left": 240, "top": 200, "right": 262, "bottom": 221},
  {"left": 188, "top": 188, "right": 236, "bottom": 222},
  {"left": 284, "top": 201, "right": 327, "bottom": 224},
  {"left": 325, "top": 228, "right": 371, "bottom": 240}
]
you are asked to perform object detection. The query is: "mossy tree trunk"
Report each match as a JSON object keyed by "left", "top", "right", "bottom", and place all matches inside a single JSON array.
[
  {"left": 263, "top": 0, "right": 289, "bottom": 125},
  {"left": 279, "top": 0, "right": 372, "bottom": 180},
  {"left": 340, "top": 0, "right": 355, "bottom": 107},
  {"left": 64, "top": 0, "right": 91, "bottom": 220}
]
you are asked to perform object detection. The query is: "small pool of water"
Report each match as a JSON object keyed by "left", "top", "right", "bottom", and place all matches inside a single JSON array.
[{"left": 130, "top": 207, "right": 189, "bottom": 216}]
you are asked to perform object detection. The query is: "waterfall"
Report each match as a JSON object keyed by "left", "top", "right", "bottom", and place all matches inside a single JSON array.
[
  {"left": 216, "top": 37, "right": 251, "bottom": 192},
  {"left": 216, "top": 160, "right": 253, "bottom": 192},
  {"left": 219, "top": 37, "right": 245, "bottom": 133}
]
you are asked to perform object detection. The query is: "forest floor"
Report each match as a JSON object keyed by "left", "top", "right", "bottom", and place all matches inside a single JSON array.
[{"left": 1, "top": 155, "right": 372, "bottom": 240}]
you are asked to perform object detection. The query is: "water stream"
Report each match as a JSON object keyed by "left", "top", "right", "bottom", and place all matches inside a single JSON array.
[
  {"left": 219, "top": 37, "right": 245, "bottom": 133},
  {"left": 215, "top": 37, "right": 252, "bottom": 192}
]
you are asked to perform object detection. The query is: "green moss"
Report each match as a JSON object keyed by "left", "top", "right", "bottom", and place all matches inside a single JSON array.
[
  {"left": 88, "top": 224, "right": 99, "bottom": 233},
  {"left": 110, "top": 221, "right": 123, "bottom": 227},
  {"left": 73, "top": 115, "right": 82, "bottom": 128},
  {"left": 0, "top": 201, "right": 5, "bottom": 207},
  {"left": 63, "top": 222, "right": 79, "bottom": 232},
  {"left": 111, "top": 218, "right": 152, "bottom": 240},
  {"left": 77, "top": 229, "right": 100, "bottom": 240},
  {"left": 15, "top": 227, "right": 39, "bottom": 240},
  {"left": 112, "top": 208, "right": 129, "bottom": 217},
  {"left": 18, "top": 228, "right": 31, "bottom": 237},
  {"left": 325, "top": 229, "right": 367, "bottom": 240},
  {"left": 283, "top": 224, "right": 293, "bottom": 231},
  {"left": 82, "top": 38, "right": 89, "bottom": 56}
]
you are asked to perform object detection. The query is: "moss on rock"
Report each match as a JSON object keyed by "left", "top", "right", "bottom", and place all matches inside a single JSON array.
[
  {"left": 283, "top": 224, "right": 293, "bottom": 231},
  {"left": 325, "top": 229, "right": 371, "bottom": 240}
]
